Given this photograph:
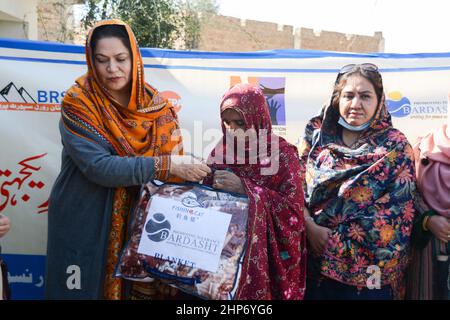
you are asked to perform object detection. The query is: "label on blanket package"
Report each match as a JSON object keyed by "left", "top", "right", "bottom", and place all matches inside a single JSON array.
[{"left": 137, "top": 196, "right": 232, "bottom": 273}]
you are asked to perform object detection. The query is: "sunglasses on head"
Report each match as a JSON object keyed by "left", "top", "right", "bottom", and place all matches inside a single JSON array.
[
  {"left": 335, "top": 63, "right": 379, "bottom": 84},
  {"left": 339, "top": 63, "right": 379, "bottom": 74}
]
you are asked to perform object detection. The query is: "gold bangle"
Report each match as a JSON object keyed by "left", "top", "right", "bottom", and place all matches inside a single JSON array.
[{"left": 422, "top": 215, "right": 430, "bottom": 232}]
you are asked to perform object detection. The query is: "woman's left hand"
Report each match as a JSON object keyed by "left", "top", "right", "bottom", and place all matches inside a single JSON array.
[
  {"left": 156, "top": 280, "right": 179, "bottom": 297},
  {"left": 427, "top": 215, "right": 450, "bottom": 243},
  {"left": 213, "top": 170, "right": 246, "bottom": 195},
  {"left": 0, "top": 214, "right": 11, "bottom": 238}
]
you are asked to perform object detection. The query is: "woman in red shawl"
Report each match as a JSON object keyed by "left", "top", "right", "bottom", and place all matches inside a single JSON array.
[{"left": 204, "top": 83, "right": 307, "bottom": 300}]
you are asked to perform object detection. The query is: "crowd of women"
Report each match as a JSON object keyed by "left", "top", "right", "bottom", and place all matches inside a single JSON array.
[{"left": 29, "top": 19, "right": 449, "bottom": 300}]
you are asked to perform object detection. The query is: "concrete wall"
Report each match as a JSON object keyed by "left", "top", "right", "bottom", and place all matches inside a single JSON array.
[
  {"left": 0, "top": 0, "right": 38, "bottom": 39},
  {"left": 0, "top": 0, "right": 82, "bottom": 42},
  {"left": 0, "top": 20, "right": 29, "bottom": 39}
]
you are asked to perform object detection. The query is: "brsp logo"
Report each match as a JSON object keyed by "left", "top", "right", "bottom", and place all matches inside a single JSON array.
[
  {"left": 386, "top": 91, "right": 411, "bottom": 118},
  {"left": 160, "top": 91, "right": 182, "bottom": 113},
  {"left": 145, "top": 213, "right": 171, "bottom": 242}
]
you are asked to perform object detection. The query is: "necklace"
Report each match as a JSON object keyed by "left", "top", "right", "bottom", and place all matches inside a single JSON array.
[
  {"left": 137, "top": 102, "right": 166, "bottom": 113},
  {"left": 342, "top": 130, "right": 360, "bottom": 148}
]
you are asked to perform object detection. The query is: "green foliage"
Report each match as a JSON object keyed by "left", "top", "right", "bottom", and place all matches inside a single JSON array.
[
  {"left": 118, "top": 0, "right": 181, "bottom": 49},
  {"left": 81, "top": 0, "right": 119, "bottom": 31},
  {"left": 80, "top": 0, "right": 219, "bottom": 49},
  {"left": 179, "top": 0, "right": 219, "bottom": 49}
]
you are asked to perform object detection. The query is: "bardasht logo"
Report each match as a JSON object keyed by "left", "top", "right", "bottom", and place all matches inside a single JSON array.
[
  {"left": 160, "top": 90, "right": 182, "bottom": 113},
  {"left": 145, "top": 213, "right": 171, "bottom": 242},
  {"left": 386, "top": 91, "right": 411, "bottom": 118},
  {"left": 0, "top": 81, "right": 61, "bottom": 112},
  {"left": 230, "top": 76, "right": 286, "bottom": 126},
  {"left": 386, "top": 91, "right": 447, "bottom": 119}
]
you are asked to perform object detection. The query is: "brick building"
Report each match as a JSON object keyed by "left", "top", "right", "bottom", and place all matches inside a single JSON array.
[
  {"left": 296, "top": 27, "right": 384, "bottom": 52},
  {"left": 199, "top": 15, "right": 384, "bottom": 53},
  {"left": 198, "top": 15, "right": 294, "bottom": 52},
  {"left": 37, "top": 0, "right": 83, "bottom": 43},
  {"left": 0, "top": 3, "right": 384, "bottom": 53}
]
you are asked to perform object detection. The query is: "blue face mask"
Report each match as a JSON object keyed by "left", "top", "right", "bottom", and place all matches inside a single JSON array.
[{"left": 338, "top": 116, "right": 371, "bottom": 132}]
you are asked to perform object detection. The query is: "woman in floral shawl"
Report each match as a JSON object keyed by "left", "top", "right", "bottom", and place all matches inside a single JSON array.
[
  {"left": 45, "top": 20, "right": 210, "bottom": 300},
  {"left": 204, "top": 83, "right": 307, "bottom": 300},
  {"left": 299, "top": 63, "right": 417, "bottom": 300}
]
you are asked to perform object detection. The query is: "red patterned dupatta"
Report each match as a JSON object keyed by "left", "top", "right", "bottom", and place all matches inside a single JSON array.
[{"left": 205, "top": 84, "right": 307, "bottom": 300}]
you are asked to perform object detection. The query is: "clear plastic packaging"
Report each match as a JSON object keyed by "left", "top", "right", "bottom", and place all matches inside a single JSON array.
[{"left": 115, "top": 182, "right": 249, "bottom": 300}]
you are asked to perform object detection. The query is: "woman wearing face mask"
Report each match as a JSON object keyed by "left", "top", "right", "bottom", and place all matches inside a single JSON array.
[
  {"left": 299, "top": 63, "right": 417, "bottom": 300},
  {"left": 45, "top": 20, "right": 210, "bottom": 300},
  {"left": 203, "top": 83, "right": 307, "bottom": 300}
]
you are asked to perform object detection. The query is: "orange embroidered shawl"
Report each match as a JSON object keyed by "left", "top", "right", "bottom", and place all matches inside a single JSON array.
[{"left": 61, "top": 19, "right": 182, "bottom": 299}]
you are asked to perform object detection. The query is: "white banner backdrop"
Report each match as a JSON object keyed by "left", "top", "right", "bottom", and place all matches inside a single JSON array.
[{"left": 0, "top": 38, "right": 449, "bottom": 299}]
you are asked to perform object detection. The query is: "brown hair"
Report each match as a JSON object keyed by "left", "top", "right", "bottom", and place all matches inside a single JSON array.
[{"left": 331, "top": 66, "right": 384, "bottom": 109}]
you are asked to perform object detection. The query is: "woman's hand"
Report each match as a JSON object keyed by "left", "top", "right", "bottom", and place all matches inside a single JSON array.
[
  {"left": 156, "top": 280, "right": 179, "bottom": 297},
  {"left": 427, "top": 215, "right": 450, "bottom": 243},
  {"left": 213, "top": 170, "right": 246, "bottom": 195},
  {"left": 169, "top": 155, "right": 211, "bottom": 182},
  {"left": 304, "top": 208, "right": 332, "bottom": 257},
  {"left": 306, "top": 222, "right": 332, "bottom": 257},
  {"left": 0, "top": 214, "right": 11, "bottom": 238}
]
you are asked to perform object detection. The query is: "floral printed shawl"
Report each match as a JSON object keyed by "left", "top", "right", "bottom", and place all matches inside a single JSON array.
[
  {"left": 299, "top": 92, "right": 417, "bottom": 297},
  {"left": 205, "top": 83, "right": 307, "bottom": 300}
]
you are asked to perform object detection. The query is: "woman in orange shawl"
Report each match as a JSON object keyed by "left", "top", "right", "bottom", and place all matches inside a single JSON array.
[
  {"left": 45, "top": 20, "right": 210, "bottom": 299},
  {"left": 0, "top": 214, "right": 11, "bottom": 300}
]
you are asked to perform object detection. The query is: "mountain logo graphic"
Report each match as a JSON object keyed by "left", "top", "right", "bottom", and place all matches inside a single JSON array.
[{"left": 0, "top": 82, "right": 36, "bottom": 103}]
